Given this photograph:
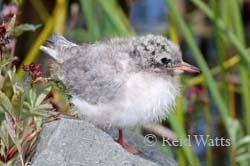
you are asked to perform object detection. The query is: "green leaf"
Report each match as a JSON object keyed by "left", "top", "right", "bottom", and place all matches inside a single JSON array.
[
  {"left": 11, "top": 84, "right": 25, "bottom": 119},
  {"left": 237, "top": 135, "right": 250, "bottom": 148},
  {"left": 27, "top": 109, "right": 51, "bottom": 117},
  {"left": 0, "top": 110, "right": 4, "bottom": 121},
  {"left": 0, "top": 91, "right": 15, "bottom": 118},
  {"left": 0, "top": 121, "right": 10, "bottom": 149},
  {"left": 4, "top": 113, "right": 16, "bottom": 139},
  {"left": 14, "top": 24, "right": 41, "bottom": 36},
  {"left": 0, "top": 57, "right": 18, "bottom": 68},
  {"left": 236, "top": 146, "right": 247, "bottom": 156},
  {"left": 34, "top": 116, "right": 43, "bottom": 129},
  {"left": 3, "top": 113, "right": 24, "bottom": 165},
  {"left": 35, "top": 87, "right": 51, "bottom": 106},
  {"left": 227, "top": 118, "right": 243, "bottom": 147},
  {"left": 28, "top": 88, "right": 37, "bottom": 108},
  {"left": 7, "top": 66, "right": 16, "bottom": 85},
  {"left": 22, "top": 100, "right": 50, "bottom": 120},
  {"left": 19, "top": 111, "right": 33, "bottom": 121},
  {"left": 31, "top": 103, "right": 53, "bottom": 112},
  {"left": 236, "top": 152, "right": 250, "bottom": 162},
  {"left": 25, "top": 103, "right": 53, "bottom": 118},
  {"left": 0, "top": 74, "right": 5, "bottom": 90},
  {"left": 23, "top": 101, "right": 31, "bottom": 111}
]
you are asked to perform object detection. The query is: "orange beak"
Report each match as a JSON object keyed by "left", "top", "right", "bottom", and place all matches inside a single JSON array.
[{"left": 174, "top": 62, "right": 201, "bottom": 73}]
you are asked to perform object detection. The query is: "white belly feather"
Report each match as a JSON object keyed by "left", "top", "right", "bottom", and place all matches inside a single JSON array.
[{"left": 72, "top": 73, "right": 179, "bottom": 128}]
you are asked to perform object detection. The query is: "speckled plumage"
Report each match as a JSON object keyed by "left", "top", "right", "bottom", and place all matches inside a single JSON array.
[{"left": 41, "top": 34, "right": 185, "bottom": 128}]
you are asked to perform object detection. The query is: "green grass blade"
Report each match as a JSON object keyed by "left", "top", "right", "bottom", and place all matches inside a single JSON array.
[
  {"left": 79, "top": 0, "right": 100, "bottom": 42},
  {"left": 165, "top": 0, "right": 228, "bottom": 128},
  {"left": 168, "top": 114, "right": 198, "bottom": 165},
  {"left": 210, "top": 0, "right": 229, "bottom": 106},
  {"left": 204, "top": 97, "right": 212, "bottom": 166},
  {"left": 191, "top": 0, "right": 250, "bottom": 67},
  {"left": 168, "top": 11, "right": 198, "bottom": 164},
  {"left": 97, "top": 0, "right": 133, "bottom": 36},
  {"left": 29, "top": 0, "right": 50, "bottom": 23},
  {"left": 229, "top": 0, "right": 250, "bottom": 135}
]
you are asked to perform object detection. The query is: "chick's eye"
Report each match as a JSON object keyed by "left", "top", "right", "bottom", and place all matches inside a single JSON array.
[{"left": 160, "top": 58, "right": 171, "bottom": 65}]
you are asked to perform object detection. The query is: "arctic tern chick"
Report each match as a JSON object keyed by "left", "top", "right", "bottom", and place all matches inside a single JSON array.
[{"left": 40, "top": 34, "right": 200, "bottom": 154}]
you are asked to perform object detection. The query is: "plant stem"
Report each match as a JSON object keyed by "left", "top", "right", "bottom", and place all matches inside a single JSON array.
[
  {"left": 210, "top": 0, "right": 229, "bottom": 107},
  {"left": 79, "top": 0, "right": 100, "bottom": 42},
  {"left": 165, "top": 0, "right": 229, "bottom": 129},
  {"left": 191, "top": 0, "right": 250, "bottom": 67},
  {"left": 229, "top": 0, "right": 250, "bottom": 135}
]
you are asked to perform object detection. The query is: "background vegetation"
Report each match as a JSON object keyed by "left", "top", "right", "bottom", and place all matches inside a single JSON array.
[{"left": 0, "top": 0, "right": 250, "bottom": 165}]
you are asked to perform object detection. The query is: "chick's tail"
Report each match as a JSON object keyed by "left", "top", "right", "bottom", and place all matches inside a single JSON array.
[
  {"left": 40, "top": 33, "right": 76, "bottom": 63},
  {"left": 71, "top": 97, "right": 103, "bottom": 122}
]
